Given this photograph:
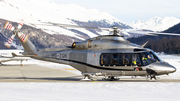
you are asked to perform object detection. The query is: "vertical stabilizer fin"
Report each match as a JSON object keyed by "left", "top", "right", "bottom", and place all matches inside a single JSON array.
[{"left": 16, "top": 33, "right": 37, "bottom": 55}]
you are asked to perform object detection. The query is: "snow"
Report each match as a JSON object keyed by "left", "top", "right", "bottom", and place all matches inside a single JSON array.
[
  {"left": 0, "top": 82, "right": 180, "bottom": 101},
  {"left": 130, "top": 16, "right": 180, "bottom": 31},
  {"left": 0, "top": 0, "right": 126, "bottom": 40},
  {"left": 1, "top": 54, "right": 180, "bottom": 101}
]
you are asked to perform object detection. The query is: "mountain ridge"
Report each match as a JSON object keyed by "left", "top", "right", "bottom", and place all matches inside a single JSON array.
[
  {"left": 130, "top": 16, "right": 180, "bottom": 31},
  {"left": 0, "top": 0, "right": 132, "bottom": 40}
]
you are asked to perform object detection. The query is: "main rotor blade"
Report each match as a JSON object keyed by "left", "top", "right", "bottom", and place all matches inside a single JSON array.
[
  {"left": 129, "top": 31, "right": 180, "bottom": 36},
  {"left": 30, "top": 22, "right": 110, "bottom": 31},
  {"left": 148, "top": 32, "right": 180, "bottom": 36},
  {"left": 4, "top": 34, "right": 16, "bottom": 48},
  {"left": 128, "top": 31, "right": 158, "bottom": 36},
  {"left": 3, "top": 21, "right": 15, "bottom": 31}
]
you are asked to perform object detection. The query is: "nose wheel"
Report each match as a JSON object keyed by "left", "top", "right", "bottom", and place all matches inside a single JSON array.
[
  {"left": 150, "top": 75, "right": 157, "bottom": 80},
  {"left": 146, "top": 69, "right": 158, "bottom": 81}
]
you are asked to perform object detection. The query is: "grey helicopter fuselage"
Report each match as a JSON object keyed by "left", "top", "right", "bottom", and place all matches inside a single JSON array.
[{"left": 17, "top": 35, "right": 176, "bottom": 78}]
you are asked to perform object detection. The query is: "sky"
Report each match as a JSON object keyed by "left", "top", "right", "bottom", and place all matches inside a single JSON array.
[{"left": 51, "top": 0, "right": 180, "bottom": 24}]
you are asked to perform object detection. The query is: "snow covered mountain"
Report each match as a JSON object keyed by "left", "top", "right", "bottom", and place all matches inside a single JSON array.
[
  {"left": 0, "top": 0, "right": 131, "bottom": 41},
  {"left": 130, "top": 17, "right": 180, "bottom": 31}
]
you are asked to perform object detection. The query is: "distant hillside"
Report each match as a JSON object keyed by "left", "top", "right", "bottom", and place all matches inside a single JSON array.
[
  {"left": 0, "top": 19, "right": 81, "bottom": 49},
  {"left": 128, "top": 23, "right": 180, "bottom": 54},
  {"left": 0, "top": 0, "right": 135, "bottom": 49},
  {"left": 0, "top": 0, "right": 132, "bottom": 41},
  {"left": 163, "top": 23, "right": 180, "bottom": 33}
]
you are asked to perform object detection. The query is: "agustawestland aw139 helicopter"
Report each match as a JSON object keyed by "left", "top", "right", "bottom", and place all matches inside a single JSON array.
[{"left": 3, "top": 20, "right": 180, "bottom": 81}]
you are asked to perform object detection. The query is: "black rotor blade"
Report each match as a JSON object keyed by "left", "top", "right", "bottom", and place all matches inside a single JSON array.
[
  {"left": 148, "top": 32, "right": 180, "bottom": 36},
  {"left": 129, "top": 31, "right": 180, "bottom": 36}
]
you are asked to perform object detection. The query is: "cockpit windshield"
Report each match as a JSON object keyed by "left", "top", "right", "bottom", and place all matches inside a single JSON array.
[{"left": 140, "top": 51, "right": 160, "bottom": 66}]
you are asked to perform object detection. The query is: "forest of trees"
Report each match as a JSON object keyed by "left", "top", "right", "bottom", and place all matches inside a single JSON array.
[
  {"left": 128, "top": 23, "right": 180, "bottom": 54},
  {"left": 128, "top": 35, "right": 180, "bottom": 54}
]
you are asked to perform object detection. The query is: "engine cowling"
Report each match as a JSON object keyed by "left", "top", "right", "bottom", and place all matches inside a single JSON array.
[{"left": 72, "top": 40, "right": 92, "bottom": 49}]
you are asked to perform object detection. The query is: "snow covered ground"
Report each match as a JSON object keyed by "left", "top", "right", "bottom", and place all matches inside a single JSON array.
[
  {"left": 1, "top": 54, "right": 180, "bottom": 101},
  {"left": 0, "top": 82, "right": 180, "bottom": 101}
]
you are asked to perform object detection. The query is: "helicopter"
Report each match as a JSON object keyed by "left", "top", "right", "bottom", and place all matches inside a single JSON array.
[{"left": 3, "top": 20, "right": 179, "bottom": 81}]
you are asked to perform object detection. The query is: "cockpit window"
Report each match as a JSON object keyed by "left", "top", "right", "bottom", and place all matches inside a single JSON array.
[
  {"left": 132, "top": 54, "right": 141, "bottom": 66},
  {"left": 140, "top": 51, "right": 160, "bottom": 66},
  {"left": 150, "top": 51, "right": 161, "bottom": 62}
]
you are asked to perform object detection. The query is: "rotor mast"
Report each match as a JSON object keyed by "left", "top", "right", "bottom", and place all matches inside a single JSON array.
[{"left": 112, "top": 27, "right": 119, "bottom": 35}]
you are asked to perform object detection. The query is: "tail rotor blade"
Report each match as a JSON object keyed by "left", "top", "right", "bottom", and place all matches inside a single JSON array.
[
  {"left": 3, "top": 21, "right": 15, "bottom": 31},
  {"left": 4, "top": 34, "right": 16, "bottom": 48},
  {"left": 17, "top": 19, "right": 24, "bottom": 29},
  {"left": 18, "top": 32, "right": 29, "bottom": 43}
]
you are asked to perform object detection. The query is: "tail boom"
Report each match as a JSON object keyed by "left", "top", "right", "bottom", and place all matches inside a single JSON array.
[{"left": 16, "top": 34, "right": 37, "bottom": 55}]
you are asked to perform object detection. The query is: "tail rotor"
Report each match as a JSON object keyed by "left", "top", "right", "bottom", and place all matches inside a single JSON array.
[{"left": 3, "top": 20, "right": 29, "bottom": 48}]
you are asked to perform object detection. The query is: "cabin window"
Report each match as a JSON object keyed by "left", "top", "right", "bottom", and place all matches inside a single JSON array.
[
  {"left": 123, "top": 54, "right": 129, "bottom": 65},
  {"left": 100, "top": 53, "right": 144, "bottom": 66},
  {"left": 100, "top": 54, "right": 109, "bottom": 66},
  {"left": 110, "top": 54, "right": 119, "bottom": 65},
  {"left": 132, "top": 54, "right": 141, "bottom": 66}
]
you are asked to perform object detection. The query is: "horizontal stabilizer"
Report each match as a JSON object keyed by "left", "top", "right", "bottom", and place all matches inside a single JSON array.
[
  {"left": 12, "top": 53, "right": 18, "bottom": 57},
  {"left": 12, "top": 53, "right": 36, "bottom": 57}
]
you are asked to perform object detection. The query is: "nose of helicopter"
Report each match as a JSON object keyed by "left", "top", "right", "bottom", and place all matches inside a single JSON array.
[
  {"left": 167, "top": 65, "right": 176, "bottom": 73},
  {"left": 153, "top": 62, "right": 176, "bottom": 74}
]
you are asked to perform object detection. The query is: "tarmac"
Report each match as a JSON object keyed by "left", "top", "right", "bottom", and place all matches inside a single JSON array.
[
  {"left": 0, "top": 64, "right": 180, "bottom": 82},
  {"left": 0, "top": 64, "right": 81, "bottom": 82}
]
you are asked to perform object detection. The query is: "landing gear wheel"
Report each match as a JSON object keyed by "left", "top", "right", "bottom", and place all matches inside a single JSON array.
[
  {"left": 81, "top": 74, "right": 98, "bottom": 81},
  {"left": 108, "top": 76, "right": 115, "bottom": 81},
  {"left": 102, "top": 76, "right": 119, "bottom": 81},
  {"left": 0, "top": 62, "right": 3, "bottom": 65},
  {"left": 81, "top": 75, "right": 91, "bottom": 81}
]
